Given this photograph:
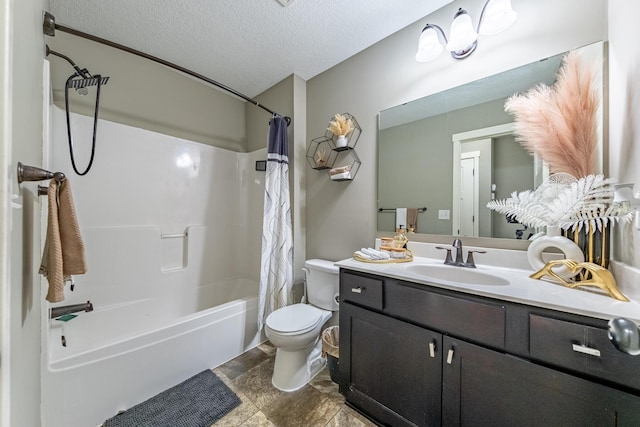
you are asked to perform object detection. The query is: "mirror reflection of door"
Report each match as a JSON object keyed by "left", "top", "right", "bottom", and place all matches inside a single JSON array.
[
  {"left": 452, "top": 123, "right": 539, "bottom": 239},
  {"left": 459, "top": 151, "right": 480, "bottom": 236}
]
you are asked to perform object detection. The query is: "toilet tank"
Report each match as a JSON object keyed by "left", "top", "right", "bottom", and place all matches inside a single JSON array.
[{"left": 304, "top": 259, "right": 339, "bottom": 311}]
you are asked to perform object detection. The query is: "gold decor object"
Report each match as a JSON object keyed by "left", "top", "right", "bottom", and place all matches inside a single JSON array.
[
  {"left": 315, "top": 148, "right": 327, "bottom": 168},
  {"left": 564, "top": 222, "right": 610, "bottom": 270},
  {"left": 530, "top": 259, "right": 629, "bottom": 302}
]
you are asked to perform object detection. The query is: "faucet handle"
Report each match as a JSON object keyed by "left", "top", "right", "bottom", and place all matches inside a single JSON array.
[
  {"left": 465, "top": 250, "right": 486, "bottom": 268},
  {"left": 435, "top": 246, "right": 454, "bottom": 265}
]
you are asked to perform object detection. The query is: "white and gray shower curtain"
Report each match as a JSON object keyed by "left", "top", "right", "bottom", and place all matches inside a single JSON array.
[{"left": 258, "top": 115, "right": 293, "bottom": 331}]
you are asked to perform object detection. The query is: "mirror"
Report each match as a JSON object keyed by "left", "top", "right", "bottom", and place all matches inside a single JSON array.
[{"left": 377, "top": 41, "right": 605, "bottom": 242}]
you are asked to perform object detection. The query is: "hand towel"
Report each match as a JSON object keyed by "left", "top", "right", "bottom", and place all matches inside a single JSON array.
[
  {"left": 39, "top": 179, "right": 87, "bottom": 303},
  {"left": 396, "top": 208, "right": 407, "bottom": 231},
  {"left": 407, "top": 208, "right": 419, "bottom": 232}
]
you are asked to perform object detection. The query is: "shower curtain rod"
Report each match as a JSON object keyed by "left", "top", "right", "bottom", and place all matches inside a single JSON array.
[{"left": 43, "top": 12, "right": 291, "bottom": 126}]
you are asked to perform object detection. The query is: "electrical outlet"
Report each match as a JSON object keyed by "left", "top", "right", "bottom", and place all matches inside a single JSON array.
[{"left": 438, "top": 210, "right": 450, "bottom": 220}]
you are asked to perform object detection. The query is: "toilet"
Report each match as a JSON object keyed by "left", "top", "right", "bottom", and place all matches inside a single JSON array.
[{"left": 265, "top": 259, "right": 339, "bottom": 392}]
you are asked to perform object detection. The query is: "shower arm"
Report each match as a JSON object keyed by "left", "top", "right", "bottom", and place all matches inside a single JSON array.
[
  {"left": 45, "top": 45, "right": 91, "bottom": 79},
  {"left": 43, "top": 12, "right": 291, "bottom": 126}
]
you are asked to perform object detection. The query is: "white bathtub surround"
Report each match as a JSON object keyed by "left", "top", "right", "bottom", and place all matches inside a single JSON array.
[
  {"left": 258, "top": 116, "right": 293, "bottom": 331},
  {"left": 42, "top": 108, "right": 267, "bottom": 427}
]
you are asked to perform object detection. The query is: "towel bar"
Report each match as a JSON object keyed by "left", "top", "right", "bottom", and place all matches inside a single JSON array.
[
  {"left": 378, "top": 207, "right": 427, "bottom": 213},
  {"left": 17, "top": 162, "right": 65, "bottom": 184}
]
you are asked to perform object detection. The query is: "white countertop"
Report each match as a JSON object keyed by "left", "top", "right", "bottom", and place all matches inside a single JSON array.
[{"left": 336, "top": 255, "right": 640, "bottom": 324}]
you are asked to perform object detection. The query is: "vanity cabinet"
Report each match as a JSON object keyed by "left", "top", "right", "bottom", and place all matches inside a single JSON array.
[{"left": 339, "top": 269, "right": 640, "bottom": 427}]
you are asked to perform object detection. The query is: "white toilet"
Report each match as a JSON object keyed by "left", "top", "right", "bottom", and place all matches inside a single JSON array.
[{"left": 265, "top": 259, "right": 339, "bottom": 392}]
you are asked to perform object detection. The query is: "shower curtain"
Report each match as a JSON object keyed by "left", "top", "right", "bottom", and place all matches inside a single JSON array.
[{"left": 258, "top": 115, "right": 293, "bottom": 331}]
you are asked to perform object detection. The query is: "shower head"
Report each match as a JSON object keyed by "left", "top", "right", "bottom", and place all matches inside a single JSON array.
[
  {"left": 47, "top": 45, "right": 110, "bottom": 95},
  {"left": 66, "top": 74, "right": 110, "bottom": 96}
]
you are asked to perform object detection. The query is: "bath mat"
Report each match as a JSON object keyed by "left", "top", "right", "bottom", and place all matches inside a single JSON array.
[{"left": 103, "top": 369, "right": 241, "bottom": 427}]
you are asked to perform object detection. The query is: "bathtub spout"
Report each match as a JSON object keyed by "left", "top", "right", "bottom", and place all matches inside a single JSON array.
[{"left": 50, "top": 301, "right": 93, "bottom": 319}]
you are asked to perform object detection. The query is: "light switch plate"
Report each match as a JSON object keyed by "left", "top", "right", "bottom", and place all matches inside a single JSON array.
[{"left": 438, "top": 210, "right": 450, "bottom": 220}]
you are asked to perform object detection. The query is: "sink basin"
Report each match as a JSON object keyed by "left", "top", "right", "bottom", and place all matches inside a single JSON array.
[{"left": 405, "top": 264, "right": 510, "bottom": 286}]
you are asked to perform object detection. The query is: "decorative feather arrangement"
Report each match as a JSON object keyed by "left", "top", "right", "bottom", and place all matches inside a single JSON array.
[
  {"left": 504, "top": 51, "right": 599, "bottom": 178},
  {"left": 487, "top": 174, "right": 633, "bottom": 232},
  {"left": 327, "top": 113, "right": 354, "bottom": 136}
]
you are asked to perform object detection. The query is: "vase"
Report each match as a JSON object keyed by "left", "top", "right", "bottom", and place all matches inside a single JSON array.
[
  {"left": 335, "top": 135, "right": 348, "bottom": 148},
  {"left": 563, "top": 223, "right": 610, "bottom": 282},
  {"left": 527, "top": 226, "right": 585, "bottom": 280}
]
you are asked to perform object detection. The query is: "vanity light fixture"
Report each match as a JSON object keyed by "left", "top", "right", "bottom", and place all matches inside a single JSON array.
[{"left": 415, "top": 0, "right": 517, "bottom": 62}]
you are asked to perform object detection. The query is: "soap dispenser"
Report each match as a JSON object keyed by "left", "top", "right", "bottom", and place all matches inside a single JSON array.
[{"left": 393, "top": 226, "right": 408, "bottom": 249}]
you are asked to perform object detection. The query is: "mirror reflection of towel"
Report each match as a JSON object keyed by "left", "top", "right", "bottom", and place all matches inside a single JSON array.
[
  {"left": 395, "top": 208, "right": 407, "bottom": 230},
  {"left": 407, "top": 208, "right": 419, "bottom": 232},
  {"left": 39, "top": 179, "right": 87, "bottom": 303}
]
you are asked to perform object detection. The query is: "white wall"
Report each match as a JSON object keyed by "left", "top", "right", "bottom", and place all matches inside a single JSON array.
[
  {"left": 1, "top": 1, "right": 48, "bottom": 426},
  {"left": 306, "top": 0, "right": 607, "bottom": 262},
  {"left": 608, "top": 0, "right": 640, "bottom": 267},
  {"left": 48, "top": 107, "right": 265, "bottom": 310}
]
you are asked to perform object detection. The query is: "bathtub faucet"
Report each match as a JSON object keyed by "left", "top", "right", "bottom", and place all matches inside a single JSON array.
[{"left": 50, "top": 301, "right": 94, "bottom": 319}]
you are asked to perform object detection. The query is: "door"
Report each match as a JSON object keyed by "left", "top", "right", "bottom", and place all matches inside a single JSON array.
[
  {"left": 459, "top": 151, "right": 479, "bottom": 236},
  {"left": 442, "top": 336, "right": 640, "bottom": 426},
  {"left": 342, "top": 303, "right": 442, "bottom": 427}
]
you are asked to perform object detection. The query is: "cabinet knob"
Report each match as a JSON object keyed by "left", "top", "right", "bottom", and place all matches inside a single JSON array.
[
  {"left": 446, "top": 348, "right": 455, "bottom": 364},
  {"left": 429, "top": 341, "right": 436, "bottom": 358},
  {"left": 351, "top": 287, "right": 363, "bottom": 294}
]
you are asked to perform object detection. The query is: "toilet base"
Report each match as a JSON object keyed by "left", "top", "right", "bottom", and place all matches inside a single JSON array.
[{"left": 272, "top": 338, "right": 326, "bottom": 392}]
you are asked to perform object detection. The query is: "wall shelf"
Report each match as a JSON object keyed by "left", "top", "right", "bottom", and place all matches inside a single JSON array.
[
  {"left": 328, "top": 149, "right": 360, "bottom": 181},
  {"left": 325, "top": 113, "right": 361, "bottom": 151},
  {"left": 308, "top": 112, "right": 362, "bottom": 182},
  {"left": 306, "top": 136, "right": 338, "bottom": 170}
]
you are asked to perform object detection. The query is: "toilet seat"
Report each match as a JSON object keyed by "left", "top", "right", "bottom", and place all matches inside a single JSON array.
[{"left": 266, "top": 304, "right": 323, "bottom": 335}]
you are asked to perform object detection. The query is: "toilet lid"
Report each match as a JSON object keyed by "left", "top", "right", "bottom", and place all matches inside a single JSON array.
[{"left": 266, "top": 304, "right": 323, "bottom": 334}]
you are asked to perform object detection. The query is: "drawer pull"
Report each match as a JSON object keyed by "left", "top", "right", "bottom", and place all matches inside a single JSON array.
[
  {"left": 429, "top": 341, "right": 436, "bottom": 358},
  {"left": 351, "top": 287, "right": 363, "bottom": 294},
  {"left": 446, "top": 348, "right": 455, "bottom": 364},
  {"left": 572, "top": 344, "right": 601, "bottom": 357}
]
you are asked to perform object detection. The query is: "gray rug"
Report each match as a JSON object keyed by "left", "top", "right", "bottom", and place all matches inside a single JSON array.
[{"left": 103, "top": 370, "right": 241, "bottom": 427}]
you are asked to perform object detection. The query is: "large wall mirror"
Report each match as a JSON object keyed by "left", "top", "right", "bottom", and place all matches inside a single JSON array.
[{"left": 377, "top": 41, "right": 606, "bottom": 245}]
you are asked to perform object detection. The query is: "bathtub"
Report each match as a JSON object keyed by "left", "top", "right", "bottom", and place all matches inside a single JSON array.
[{"left": 41, "top": 277, "right": 263, "bottom": 427}]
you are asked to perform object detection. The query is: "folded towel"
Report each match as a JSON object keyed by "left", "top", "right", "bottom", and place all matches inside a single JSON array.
[
  {"left": 354, "top": 250, "right": 372, "bottom": 260},
  {"left": 329, "top": 165, "right": 352, "bottom": 176},
  {"left": 361, "top": 247, "right": 390, "bottom": 260},
  {"left": 40, "top": 179, "right": 87, "bottom": 303},
  {"left": 396, "top": 208, "right": 407, "bottom": 231},
  {"left": 407, "top": 208, "right": 419, "bottom": 232}
]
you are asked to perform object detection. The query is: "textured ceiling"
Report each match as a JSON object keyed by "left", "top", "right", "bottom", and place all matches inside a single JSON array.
[{"left": 48, "top": 0, "right": 452, "bottom": 98}]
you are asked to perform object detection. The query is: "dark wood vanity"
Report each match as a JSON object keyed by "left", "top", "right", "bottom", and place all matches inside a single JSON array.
[{"left": 339, "top": 268, "right": 640, "bottom": 426}]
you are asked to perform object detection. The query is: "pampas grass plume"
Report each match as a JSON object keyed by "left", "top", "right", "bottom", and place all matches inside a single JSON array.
[{"left": 505, "top": 51, "right": 599, "bottom": 178}]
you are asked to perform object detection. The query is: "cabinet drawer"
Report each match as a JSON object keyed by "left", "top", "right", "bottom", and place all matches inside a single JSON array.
[
  {"left": 385, "top": 282, "right": 506, "bottom": 350},
  {"left": 530, "top": 314, "right": 640, "bottom": 391},
  {"left": 340, "top": 271, "right": 384, "bottom": 310}
]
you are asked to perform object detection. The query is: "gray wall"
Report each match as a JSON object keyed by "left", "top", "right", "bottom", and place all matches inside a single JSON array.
[{"left": 306, "top": 0, "right": 607, "bottom": 262}]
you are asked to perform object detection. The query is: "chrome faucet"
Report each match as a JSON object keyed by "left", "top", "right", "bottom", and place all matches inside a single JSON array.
[
  {"left": 452, "top": 239, "right": 464, "bottom": 265},
  {"left": 436, "top": 239, "right": 486, "bottom": 268}
]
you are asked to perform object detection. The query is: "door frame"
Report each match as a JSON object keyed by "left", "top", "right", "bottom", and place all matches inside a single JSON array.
[{"left": 451, "top": 123, "right": 514, "bottom": 236}]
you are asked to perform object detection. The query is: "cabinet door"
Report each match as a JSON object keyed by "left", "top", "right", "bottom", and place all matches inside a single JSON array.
[
  {"left": 442, "top": 336, "right": 640, "bottom": 427},
  {"left": 343, "top": 303, "right": 442, "bottom": 427}
]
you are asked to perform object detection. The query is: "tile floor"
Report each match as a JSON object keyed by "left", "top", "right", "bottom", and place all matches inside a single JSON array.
[{"left": 211, "top": 342, "right": 377, "bottom": 427}]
